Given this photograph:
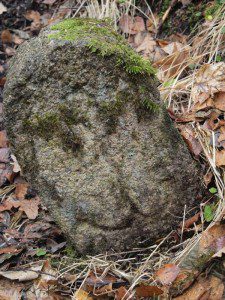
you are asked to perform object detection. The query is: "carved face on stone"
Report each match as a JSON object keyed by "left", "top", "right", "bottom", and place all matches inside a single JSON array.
[{"left": 3, "top": 19, "right": 202, "bottom": 254}]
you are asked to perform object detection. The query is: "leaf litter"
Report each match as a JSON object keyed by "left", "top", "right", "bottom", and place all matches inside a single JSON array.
[{"left": 0, "top": 0, "right": 225, "bottom": 299}]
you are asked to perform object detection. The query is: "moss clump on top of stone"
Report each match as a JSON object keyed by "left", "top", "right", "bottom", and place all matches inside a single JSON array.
[{"left": 48, "top": 18, "right": 156, "bottom": 75}]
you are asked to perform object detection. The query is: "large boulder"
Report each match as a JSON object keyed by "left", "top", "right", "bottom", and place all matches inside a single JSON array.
[{"left": 4, "top": 18, "right": 201, "bottom": 254}]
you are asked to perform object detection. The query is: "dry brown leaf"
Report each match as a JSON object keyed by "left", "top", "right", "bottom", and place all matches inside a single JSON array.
[
  {"left": 181, "top": 212, "right": 200, "bottom": 229},
  {"left": 19, "top": 197, "right": 40, "bottom": 219},
  {"left": 12, "top": 34, "right": 24, "bottom": 45},
  {"left": 174, "top": 275, "right": 224, "bottom": 300},
  {"left": 0, "top": 195, "right": 40, "bottom": 219},
  {"left": 161, "top": 41, "right": 185, "bottom": 55},
  {"left": 115, "top": 286, "right": 130, "bottom": 300},
  {"left": 0, "top": 148, "right": 10, "bottom": 163},
  {"left": 73, "top": 289, "right": 93, "bottom": 300},
  {"left": 135, "top": 32, "right": 156, "bottom": 57},
  {"left": 192, "top": 63, "right": 225, "bottom": 102},
  {"left": 155, "top": 264, "right": 180, "bottom": 285},
  {"left": 24, "top": 10, "right": 41, "bottom": 31},
  {"left": 0, "top": 77, "right": 6, "bottom": 87},
  {"left": 0, "top": 265, "right": 42, "bottom": 281},
  {"left": 132, "top": 16, "right": 145, "bottom": 33},
  {"left": 193, "top": 97, "right": 214, "bottom": 112},
  {"left": 135, "top": 284, "right": 164, "bottom": 298},
  {"left": 0, "top": 247, "right": 21, "bottom": 255},
  {"left": 1, "top": 29, "right": 12, "bottom": 44},
  {"left": 214, "top": 91, "right": 225, "bottom": 111},
  {"left": 215, "top": 149, "right": 225, "bottom": 167},
  {"left": 0, "top": 279, "right": 23, "bottom": 300},
  {"left": 179, "top": 125, "right": 202, "bottom": 156},
  {"left": 119, "top": 14, "right": 136, "bottom": 34},
  {"left": 15, "top": 182, "right": 29, "bottom": 200},
  {"left": 168, "top": 33, "right": 188, "bottom": 44},
  {"left": 154, "top": 49, "right": 190, "bottom": 81},
  {"left": 0, "top": 131, "right": 8, "bottom": 148},
  {"left": 35, "top": 260, "right": 57, "bottom": 289},
  {"left": 146, "top": 15, "right": 160, "bottom": 33},
  {"left": 25, "top": 10, "right": 40, "bottom": 22},
  {"left": 218, "top": 132, "right": 225, "bottom": 143},
  {"left": 203, "top": 171, "right": 213, "bottom": 186},
  {"left": 199, "top": 224, "right": 225, "bottom": 251}
]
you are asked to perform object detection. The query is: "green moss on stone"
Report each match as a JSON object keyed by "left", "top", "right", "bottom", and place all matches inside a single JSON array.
[
  {"left": 48, "top": 18, "right": 155, "bottom": 75},
  {"left": 23, "top": 111, "right": 83, "bottom": 155},
  {"left": 141, "top": 99, "right": 160, "bottom": 112},
  {"left": 23, "top": 112, "right": 60, "bottom": 140},
  {"left": 58, "top": 104, "right": 88, "bottom": 126}
]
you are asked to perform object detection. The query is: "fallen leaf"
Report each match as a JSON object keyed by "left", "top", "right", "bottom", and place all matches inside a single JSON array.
[
  {"left": 155, "top": 48, "right": 190, "bottom": 81},
  {"left": 119, "top": 14, "right": 135, "bottom": 34},
  {"left": 214, "top": 91, "right": 225, "bottom": 111},
  {"left": 181, "top": 212, "right": 200, "bottom": 229},
  {"left": 174, "top": 275, "right": 224, "bottom": 300},
  {"left": 193, "top": 97, "right": 214, "bottom": 112},
  {"left": 199, "top": 224, "right": 225, "bottom": 251},
  {"left": 155, "top": 264, "right": 180, "bottom": 285},
  {"left": 203, "top": 171, "right": 213, "bottom": 186},
  {"left": 73, "top": 289, "right": 93, "bottom": 300},
  {"left": 0, "top": 247, "right": 21, "bottom": 255},
  {"left": 19, "top": 197, "right": 40, "bottom": 219},
  {"left": 135, "top": 284, "right": 164, "bottom": 298},
  {"left": 0, "top": 279, "right": 23, "bottom": 300},
  {"left": 0, "top": 265, "right": 42, "bottom": 281},
  {"left": 0, "top": 131, "right": 8, "bottom": 148},
  {"left": 1, "top": 30, "right": 12, "bottom": 44},
  {"left": 0, "top": 148, "right": 10, "bottom": 163},
  {"left": 192, "top": 63, "right": 225, "bottom": 102},
  {"left": 115, "top": 286, "right": 130, "bottom": 300},
  {"left": 25, "top": 10, "right": 41, "bottom": 23},
  {"left": 162, "top": 41, "right": 185, "bottom": 55},
  {"left": 119, "top": 14, "right": 136, "bottom": 34},
  {"left": 0, "top": 77, "right": 6, "bottom": 87},
  {"left": 215, "top": 149, "right": 225, "bottom": 167},
  {"left": 24, "top": 10, "right": 41, "bottom": 31},
  {"left": 135, "top": 32, "right": 156, "bottom": 57},
  {"left": 0, "top": 195, "right": 40, "bottom": 219},
  {"left": 12, "top": 35, "right": 24, "bottom": 45},
  {"left": 132, "top": 16, "right": 145, "bottom": 33},
  {"left": 146, "top": 15, "right": 160, "bottom": 33},
  {"left": 179, "top": 125, "right": 202, "bottom": 156},
  {"left": 0, "top": 2, "right": 7, "bottom": 15},
  {"left": 15, "top": 182, "right": 29, "bottom": 200}
]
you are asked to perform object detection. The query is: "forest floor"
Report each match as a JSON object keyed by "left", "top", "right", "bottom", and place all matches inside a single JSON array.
[{"left": 0, "top": 0, "right": 224, "bottom": 299}]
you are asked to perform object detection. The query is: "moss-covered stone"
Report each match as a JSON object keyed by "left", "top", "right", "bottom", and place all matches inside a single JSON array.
[
  {"left": 4, "top": 18, "right": 202, "bottom": 255},
  {"left": 49, "top": 18, "right": 156, "bottom": 75}
]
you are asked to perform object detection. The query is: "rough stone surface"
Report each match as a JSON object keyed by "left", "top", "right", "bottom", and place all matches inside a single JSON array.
[{"left": 4, "top": 19, "right": 202, "bottom": 255}]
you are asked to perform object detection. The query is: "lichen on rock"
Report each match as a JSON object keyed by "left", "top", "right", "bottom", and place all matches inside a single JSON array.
[{"left": 4, "top": 18, "right": 202, "bottom": 255}]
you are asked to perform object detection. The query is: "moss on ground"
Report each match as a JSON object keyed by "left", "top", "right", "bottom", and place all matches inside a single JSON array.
[{"left": 48, "top": 18, "right": 155, "bottom": 75}]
